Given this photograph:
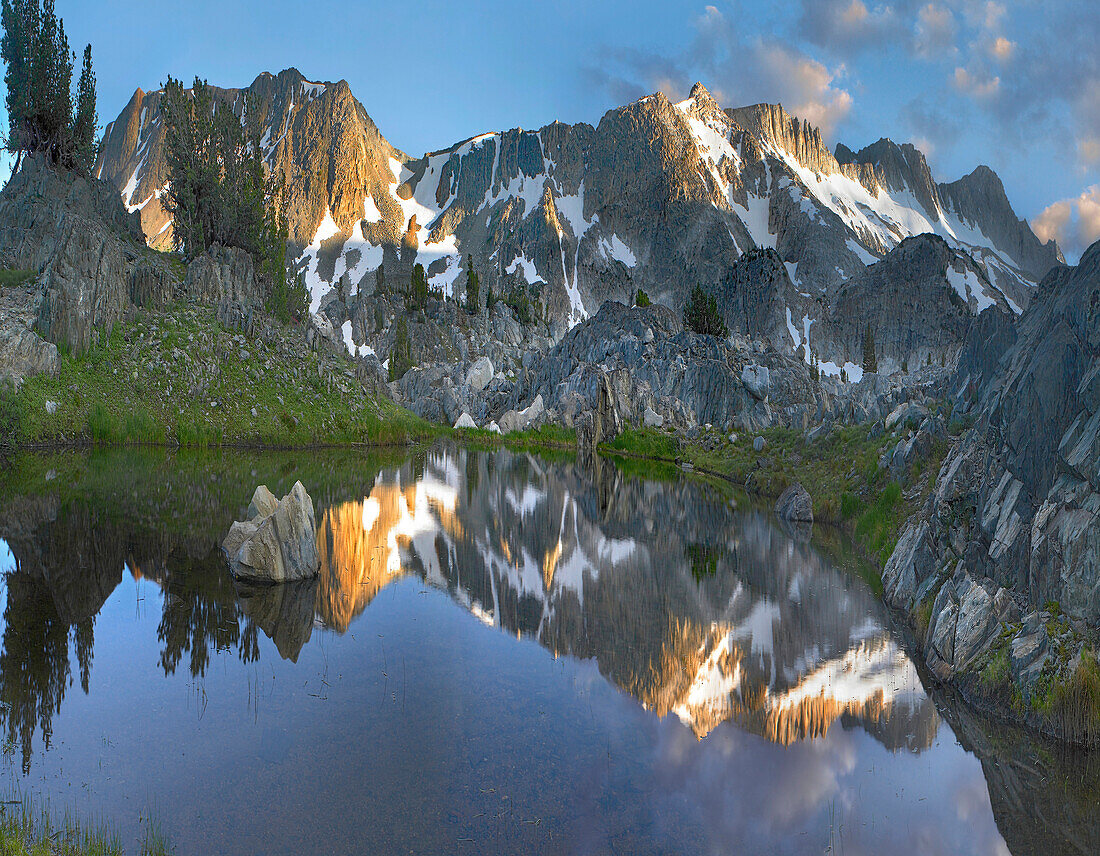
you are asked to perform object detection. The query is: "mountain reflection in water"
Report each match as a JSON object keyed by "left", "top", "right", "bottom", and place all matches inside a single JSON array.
[
  {"left": 0, "top": 445, "right": 1096, "bottom": 855},
  {"left": 308, "top": 449, "right": 936, "bottom": 749}
]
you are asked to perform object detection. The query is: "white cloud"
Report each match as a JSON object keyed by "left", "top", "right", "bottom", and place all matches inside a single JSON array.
[
  {"left": 914, "top": 4, "right": 957, "bottom": 58},
  {"left": 1033, "top": 185, "right": 1100, "bottom": 261},
  {"left": 953, "top": 65, "right": 1000, "bottom": 99},
  {"left": 616, "top": 4, "right": 856, "bottom": 138},
  {"left": 1075, "top": 80, "right": 1100, "bottom": 167},
  {"left": 964, "top": 0, "right": 1007, "bottom": 33},
  {"left": 797, "top": 0, "right": 903, "bottom": 54},
  {"left": 989, "top": 36, "right": 1014, "bottom": 61},
  {"left": 751, "top": 41, "right": 854, "bottom": 135}
]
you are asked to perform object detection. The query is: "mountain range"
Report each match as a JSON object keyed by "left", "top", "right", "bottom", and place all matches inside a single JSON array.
[{"left": 94, "top": 68, "right": 1063, "bottom": 370}]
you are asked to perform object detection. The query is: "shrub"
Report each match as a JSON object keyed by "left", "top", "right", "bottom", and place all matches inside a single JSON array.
[
  {"left": 0, "top": 268, "right": 36, "bottom": 288},
  {"left": 634, "top": 288, "right": 651, "bottom": 308},
  {"left": 503, "top": 284, "right": 538, "bottom": 325},
  {"left": 1043, "top": 648, "right": 1100, "bottom": 745},
  {"left": 0, "top": 379, "right": 19, "bottom": 449},
  {"left": 683, "top": 285, "right": 728, "bottom": 337},
  {"left": 840, "top": 492, "right": 864, "bottom": 520},
  {"left": 405, "top": 263, "right": 430, "bottom": 312}
]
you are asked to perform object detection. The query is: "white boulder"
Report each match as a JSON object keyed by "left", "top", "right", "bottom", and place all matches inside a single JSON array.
[{"left": 223, "top": 482, "right": 320, "bottom": 583}]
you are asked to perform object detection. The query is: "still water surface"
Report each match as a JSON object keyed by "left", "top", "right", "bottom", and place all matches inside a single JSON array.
[{"left": 0, "top": 446, "right": 1096, "bottom": 855}]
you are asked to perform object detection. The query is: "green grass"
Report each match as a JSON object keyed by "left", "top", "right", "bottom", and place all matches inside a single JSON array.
[
  {"left": 5, "top": 303, "right": 432, "bottom": 450},
  {"left": 1028, "top": 646, "right": 1100, "bottom": 745},
  {"left": 0, "top": 268, "right": 37, "bottom": 288},
  {"left": 0, "top": 790, "right": 173, "bottom": 855},
  {"left": 0, "top": 787, "right": 179, "bottom": 856},
  {"left": 980, "top": 641, "right": 1012, "bottom": 692},
  {"left": 605, "top": 427, "right": 680, "bottom": 460},
  {"left": 853, "top": 481, "right": 904, "bottom": 565}
]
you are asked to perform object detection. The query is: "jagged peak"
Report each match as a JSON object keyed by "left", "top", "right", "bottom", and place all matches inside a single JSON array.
[
  {"left": 688, "top": 81, "right": 711, "bottom": 99},
  {"left": 945, "top": 164, "right": 1006, "bottom": 198},
  {"left": 685, "top": 82, "right": 722, "bottom": 113},
  {"left": 840, "top": 137, "right": 931, "bottom": 171}
]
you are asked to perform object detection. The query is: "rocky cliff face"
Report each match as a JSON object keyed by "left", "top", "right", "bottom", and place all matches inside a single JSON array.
[
  {"left": 940, "top": 165, "right": 1064, "bottom": 283},
  {"left": 0, "top": 155, "right": 282, "bottom": 372},
  {"left": 883, "top": 239, "right": 1100, "bottom": 745},
  {"left": 0, "top": 155, "right": 153, "bottom": 357},
  {"left": 98, "top": 71, "right": 1059, "bottom": 370}
]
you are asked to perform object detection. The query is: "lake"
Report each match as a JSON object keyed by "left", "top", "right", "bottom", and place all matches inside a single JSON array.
[{"left": 0, "top": 444, "right": 1096, "bottom": 855}]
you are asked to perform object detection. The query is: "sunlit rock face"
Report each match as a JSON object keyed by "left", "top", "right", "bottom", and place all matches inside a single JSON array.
[{"left": 313, "top": 445, "right": 938, "bottom": 749}]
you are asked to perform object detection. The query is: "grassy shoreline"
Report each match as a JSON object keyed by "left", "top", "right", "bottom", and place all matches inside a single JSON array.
[{"left": 0, "top": 789, "right": 168, "bottom": 856}]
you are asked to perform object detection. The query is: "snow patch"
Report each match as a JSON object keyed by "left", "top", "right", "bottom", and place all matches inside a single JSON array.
[
  {"left": 947, "top": 265, "right": 997, "bottom": 312},
  {"left": 597, "top": 234, "right": 637, "bottom": 267},
  {"left": 819, "top": 361, "right": 865, "bottom": 382},
  {"left": 506, "top": 254, "right": 540, "bottom": 284},
  {"left": 301, "top": 208, "right": 342, "bottom": 313},
  {"left": 340, "top": 320, "right": 374, "bottom": 359},
  {"left": 363, "top": 195, "right": 382, "bottom": 223}
]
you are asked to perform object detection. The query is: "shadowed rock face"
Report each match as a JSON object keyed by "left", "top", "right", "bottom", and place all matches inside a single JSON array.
[
  {"left": 0, "top": 154, "right": 267, "bottom": 363},
  {"left": 884, "top": 238, "right": 1100, "bottom": 744},
  {"left": 502, "top": 301, "right": 823, "bottom": 433},
  {"left": 940, "top": 165, "right": 1064, "bottom": 282},
  {"left": 0, "top": 155, "right": 148, "bottom": 355},
  {"left": 819, "top": 233, "right": 1011, "bottom": 372},
  {"left": 98, "top": 73, "right": 1057, "bottom": 357}
]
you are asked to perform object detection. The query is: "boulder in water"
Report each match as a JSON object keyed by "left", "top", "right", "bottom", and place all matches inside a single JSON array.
[
  {"left": 223, "top": 482, "right": 320, "bottom": 583},
  {"left": 776, "top": 483, "right": 814, "bottom": 523}
]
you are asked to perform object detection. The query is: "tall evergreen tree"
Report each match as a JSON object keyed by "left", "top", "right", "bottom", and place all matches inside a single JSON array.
[
  {"left": 406, "top": 263, "right": 429, "bottom": 311},
  {"left": 161, "top": 76, "right": 295, "bottom": 321},
  {"left": 1, "top": 0, "right": 92, "bottom": 170},
  {"left": 1, "top": 0, "right": 31, "bottom": 161},
  {"left": 464, "top": 254, "right": 479, "bottom": 314},
  {"left": 862, "top": 324, "right": 878, "bottom": 374},
  {"left": 683, "top": 285, "right": 729, "bottom": 338},
  {"left": 72, "top": 43, "right": 95, "bottom": 170}
]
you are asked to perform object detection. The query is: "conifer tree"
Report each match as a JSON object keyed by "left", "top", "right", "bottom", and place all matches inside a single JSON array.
[
  {"left": 406, "top": 263, "right": 429, "bottom": 311},
  {"left": 464, "top": 254, "right": 479, "bottom": 314},
  {"left": 161, "top": 76, "right": 293, "bottom": 321},
  {"left": 1, "top": 0, "right": 31, "bottom": 161},
  {"left": 683, "top": 285, "right": 728, "bottom": 337},
  {"left": 862, "top": 324, "right": 878, "bottom": 374},
  {"left": 72, "top": 43, "right": 95, "bottom": 170},
  {"left": 1, "top": 0, "right": 94, "bottom": 170}
]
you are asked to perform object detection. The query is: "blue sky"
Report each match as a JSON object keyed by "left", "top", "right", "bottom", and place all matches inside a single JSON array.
[{"left": 9, "top": 0, "right": 1100, "bottom": 258}]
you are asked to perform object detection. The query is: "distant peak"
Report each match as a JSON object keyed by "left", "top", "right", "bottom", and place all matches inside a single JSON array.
[{"left": 689, "top": 81, "right": 712, "bottom": 100}]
